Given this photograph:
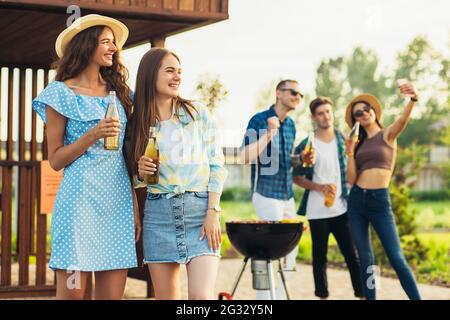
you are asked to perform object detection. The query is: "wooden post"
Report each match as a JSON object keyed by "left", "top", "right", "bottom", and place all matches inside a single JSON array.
[
  {"left": 1, "top": 68, "right": 14, "bottom": 287},
  {"left": 18, "top": 68, "right": 30, "bottom": 286},
  {"left": 150, "top": 37, "right": 166, "bottom": 48}
]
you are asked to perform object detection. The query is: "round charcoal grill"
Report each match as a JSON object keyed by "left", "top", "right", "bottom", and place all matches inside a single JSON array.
[
  {"left": 226, "top": 221, "right": 303, "bottom": 260},
  {"left": 218, "top": 221, "right": 304, "bottom": 301}
]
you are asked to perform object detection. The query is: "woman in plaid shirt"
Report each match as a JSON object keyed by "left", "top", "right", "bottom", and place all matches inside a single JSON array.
[{"left": 126, "top": 48, "right": 227, "bottom": 300}]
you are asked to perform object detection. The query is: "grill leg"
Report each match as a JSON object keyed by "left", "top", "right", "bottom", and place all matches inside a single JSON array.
[
  {"left": 278, "top": 259, "right": 291, "bottom": 300},
  {"left": 267, "top": 260, "right": 276, "bottom": 300},
  {"left": 231, "top": 257, "right": 249, "bottom": 296}
]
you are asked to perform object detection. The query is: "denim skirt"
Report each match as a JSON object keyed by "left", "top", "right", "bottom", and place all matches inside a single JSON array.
[{"left": 143, "top": 191, "right": 221, "bottom": 264}]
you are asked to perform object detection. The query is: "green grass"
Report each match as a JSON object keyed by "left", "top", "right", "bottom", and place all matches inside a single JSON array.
[
  {"left": 219, "top": 199, "right": 450, "bottom": 286},
  {"left": 417, "top": 232, "right": 450, "bottom": 247},
  {"left": 411, "top": 201, "right": 450, "bottom": 230},
  {"left": 221, "top": 200, "right": 450, "bottom": 230}
]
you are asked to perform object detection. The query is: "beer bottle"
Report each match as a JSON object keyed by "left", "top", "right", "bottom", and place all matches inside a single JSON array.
[
  {"left": 104, "top": 91, "right": 120, "bottom": 150},
  {"left": 144, "top": 126, "right": 159, "bottom": 185},
  {"left": 346, "top": 121, "right": 360, "bottom": 157},
  {"left": 302, "top": 131, "right": 315, "bottom": 168},
  {"left": 349, "top": 121, "right": 360, "bottom": 144}
]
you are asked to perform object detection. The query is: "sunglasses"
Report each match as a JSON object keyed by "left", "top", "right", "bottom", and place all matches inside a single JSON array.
[
  {"left": 280, "top": 88, "right": 304, "bottom": 98},
  {"left": 353, "top": 104, "right": 372, "bottom": 118}
]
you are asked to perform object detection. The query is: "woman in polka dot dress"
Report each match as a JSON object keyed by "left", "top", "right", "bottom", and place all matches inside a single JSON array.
[
  {"left": 32, "top": 15, "right": 139, "bottom": 299},
  {"left": 126, "top": 48, "right": 228, "bottom": 299}
]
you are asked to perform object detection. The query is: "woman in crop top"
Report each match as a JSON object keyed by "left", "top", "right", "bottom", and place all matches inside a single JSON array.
[{"left": 343, "top": 81, "right": 421, "bottom": 300}]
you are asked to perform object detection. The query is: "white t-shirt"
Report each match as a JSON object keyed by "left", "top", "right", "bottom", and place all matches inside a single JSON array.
[{"left": 305, "top": 137, "right": 347, "bottom": 220}]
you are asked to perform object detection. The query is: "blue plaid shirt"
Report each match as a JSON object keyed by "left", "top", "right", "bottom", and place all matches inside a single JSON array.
[{"left": 241, "top": 105, "right": 296, "bottom": 200}]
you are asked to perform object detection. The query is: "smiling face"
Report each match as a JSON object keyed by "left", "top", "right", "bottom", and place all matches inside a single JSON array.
[
  {"left": 352, "top": 102, "right": 377, "bottom": 128},
  {"left": 155, "top": 54, "right": 181, "bottom": 99},
  {"left": 276, "top": 81, "right": 303, "bottom": 111},
  {"left": 91, "top": 27, "right": 117, "bottom": 67}
]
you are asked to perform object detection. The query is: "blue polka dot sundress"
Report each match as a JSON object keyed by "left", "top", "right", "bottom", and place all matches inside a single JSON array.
[{"left": 32, "top": 80, "right": 137, "bottom": 272}]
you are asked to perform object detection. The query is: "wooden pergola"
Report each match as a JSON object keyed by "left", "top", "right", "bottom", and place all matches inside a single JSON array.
[{"left": 0, "top": 0, "right": 228, "bottom": 298}]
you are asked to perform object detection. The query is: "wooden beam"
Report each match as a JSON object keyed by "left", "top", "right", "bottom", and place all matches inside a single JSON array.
[
  {"left": 0, "top": 285, "right": 56, "bottom": 298},
  {"left": 0, "top": 0, "right": 228, "bottom": 20}
]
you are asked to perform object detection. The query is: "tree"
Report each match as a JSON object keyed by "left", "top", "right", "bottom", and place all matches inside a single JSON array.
[
  {"left": 314, "top": 36, "right": 449, "bottom": 144},
  {"left": 195, "top": 73, "right": 228, "bottom": 112},
  {"left": 315, "top": 47, "right": 389, "bottom": 132}
]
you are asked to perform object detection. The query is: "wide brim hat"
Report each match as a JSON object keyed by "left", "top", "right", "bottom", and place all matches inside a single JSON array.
[
  {"left": 55, "top": 14, "right": 129, "bottom": 58},
  {"left": 345, "top": 93, "right": 382, "bottom": 128}
]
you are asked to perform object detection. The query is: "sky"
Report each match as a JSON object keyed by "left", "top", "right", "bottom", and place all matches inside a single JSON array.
[
  {"left": 121, "top": 0, "right": 450, "bottom": 147},
  {"left": 1, "top": 0, "right": 449, "bottom": 146}
]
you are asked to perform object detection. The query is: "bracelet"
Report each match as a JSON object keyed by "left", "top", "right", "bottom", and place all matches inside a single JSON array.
[{"left": 410, "top": 96, "right": 418, "bottom": 102}]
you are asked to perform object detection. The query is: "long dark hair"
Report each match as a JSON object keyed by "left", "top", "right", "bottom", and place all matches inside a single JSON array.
[
  {"left": 52, "top": 25, "right": 133, "bottom": 119},
  {"left": 351, "top": 101, "right": 383, "bottom": 155},
  {"left": 125, "top": 47, "right": 197, "bottom": 178}
]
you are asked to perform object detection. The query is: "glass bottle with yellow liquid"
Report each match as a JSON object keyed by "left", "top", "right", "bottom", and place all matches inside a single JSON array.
[
  {"left": 345, "top": 121, "right": 360, "bottom": 157},
  {"left": 104, "top": 91, "right": 120, "bottom": 150},
  {"left": 324, "top": 174, "right": 338, "bottom": 208},
  {"left": 144, "top": 126, "right": 159, "bottom": 185},
  {"left": 302, "top": 131, "right": 315, "bottom": 168}
]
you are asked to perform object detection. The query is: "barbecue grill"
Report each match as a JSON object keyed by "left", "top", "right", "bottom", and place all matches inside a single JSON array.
[{"left": 218, "top": 220, "right": 304, "bottom": 300}]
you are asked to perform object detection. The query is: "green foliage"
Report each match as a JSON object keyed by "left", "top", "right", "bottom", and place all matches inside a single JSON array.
[
  {"left": 314, "top": 36, "right": 450, "bottom": 147},
  {"left": 293, "top": 186, "right": 305, "bottom": 203},
  {"left": 195, "top": 73, "right": 228, "bottom": 112},
  {"left": 371, "top": 184, "right": 429, "bottom": 268},
  {"left": 415, "top": 235, "right": 450, "bottom": 285},
  {"left": 442, "top": 161, "right": 450, "bottom": 190},
  {"left": 392, "top": 143, "right": 429, "bottom": 187},
  {"left": 315, "top": 56, "right": 347, "bottom": 105},
  {"left": 221, "top": 187, "right": 252, "bottom": 202},
  {"left": 411, "top": 190, "right": 450, "bottom": 202},
  {"left": 401, "top": 236, "right": 429, "bottom": 268}
]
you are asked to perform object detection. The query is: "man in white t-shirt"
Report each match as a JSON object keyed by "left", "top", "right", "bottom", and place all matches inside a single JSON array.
[{"left": 293, "top": 97, "right": 364, "bottom": 299}]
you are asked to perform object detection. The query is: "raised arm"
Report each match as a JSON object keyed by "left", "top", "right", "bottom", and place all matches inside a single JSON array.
[
  {"left": 240, "top": 116, "right": 280, "bottom": 164},
  {"left": 386, "top": 81, "right": 418, "bottom": 143}
]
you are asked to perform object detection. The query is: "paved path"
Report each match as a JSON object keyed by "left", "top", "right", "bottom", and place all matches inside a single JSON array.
[
  {"left": 123, "top": 259, "right": 450, "bottom": 300},
  {"left": 6, "top": 261, "right": 450, "bottom": 300}
]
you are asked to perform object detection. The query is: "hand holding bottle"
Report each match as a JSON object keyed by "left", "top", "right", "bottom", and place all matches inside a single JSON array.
[
  {"left": 138, "top": 156, "right": 157, "bottom": 181},
  {"left": 302, "top": 132, "right": 316, "bottom": 167},
  {"left": 89, "top": 118, "right": 121, "bottom": 141},
  {"left": 315, "top": 183, "right": 336, "bottom": 197},
  {"left": 301, "top": 149, "right": 315, "bottom": 166},
  {"left": 104, "top": 91, "right": 120, "bottom": 150},
  {"left": 345, "top": 136, "right": 357, "bottom": 158}
]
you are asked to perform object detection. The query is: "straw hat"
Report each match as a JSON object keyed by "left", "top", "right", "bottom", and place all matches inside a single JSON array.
[
  {"left": 55, "top": 14, "right": 129, "bottom": 58},
  {"left": 345, "top": 93, "right": 382, "bottom": 128}
]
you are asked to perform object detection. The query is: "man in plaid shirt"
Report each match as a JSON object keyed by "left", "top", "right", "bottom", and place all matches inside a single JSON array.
[{"left": 240, "top": 79, "right": 303, "bottom": 300}]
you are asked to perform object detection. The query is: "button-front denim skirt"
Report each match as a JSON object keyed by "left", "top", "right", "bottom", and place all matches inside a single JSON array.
[{"left": 143, "top": 191, "right": 221, "bottom": 264}]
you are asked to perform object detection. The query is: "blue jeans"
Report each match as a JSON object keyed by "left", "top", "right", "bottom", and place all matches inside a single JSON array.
[
  {"left": 142, "top": 191, "right": 220, "bottom": 264},
  {"left": 347, "top": 185, "right": 421, "bottom": 300}
]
